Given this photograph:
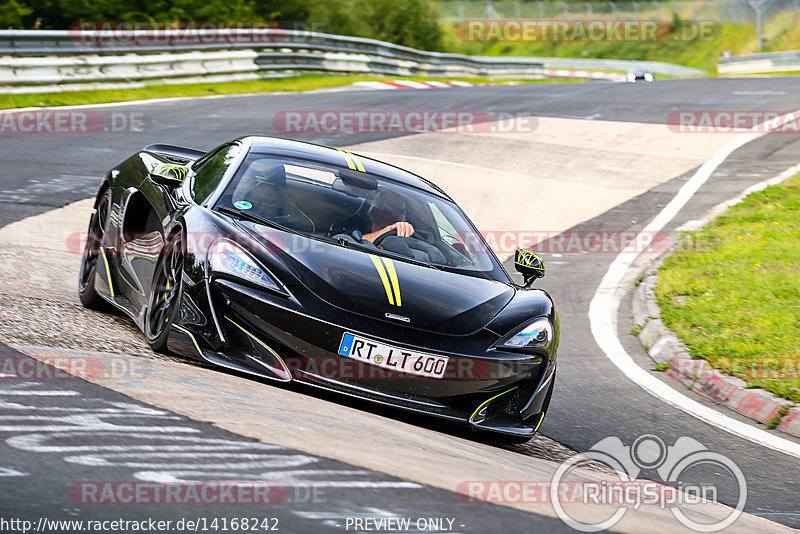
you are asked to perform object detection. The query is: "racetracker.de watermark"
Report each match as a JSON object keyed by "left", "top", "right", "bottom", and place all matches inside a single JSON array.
[
  {"left": 0, "top": 355, "right": 152, "bottom": 381},
  {"left": 283, "top": 354, "right": 498, "bottom": 381},
  {"left": 473, "top": 230, "right": 670, "bottom": 255},
  {"left": 67, "top": 230, "right": 670, "bottom": 257},
  {"left": 456, "top": 19, "right": 718, "bottom": 42},
  {"left": 70, "top": 482, "right": 288, "bottom": 504},
  {"left": 272, "top": 111, "right": 538, "bottom": 134},
  {"left": 457, "top": 434, "right": 746, "bottom": 532},
  {"left": 67, "top": 21, "right": 325, "bottom": 44},
  {"left": 667, "top": 110, "right": 800, "bottom": 133},
  {"left": 0, "top": 111, "right": 146, "bottom": 134}
]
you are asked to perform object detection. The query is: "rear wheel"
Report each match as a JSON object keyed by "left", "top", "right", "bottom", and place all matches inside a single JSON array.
[
  {"left": 144, "top": 234, "right": 184, "bottom": 353},
  {"left": 78, "top": 192, "right": 111, "bottom": 310}
]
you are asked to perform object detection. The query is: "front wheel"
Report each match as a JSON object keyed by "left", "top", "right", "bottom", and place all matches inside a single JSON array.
[
  {"left": 144, "top": 234, "right": 184, "bottom": 353},
  {"left": 78, "top": 192, "right": 110, "bottom": 310}
]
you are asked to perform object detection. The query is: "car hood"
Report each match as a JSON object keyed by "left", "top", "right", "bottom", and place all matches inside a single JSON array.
[{"left": 241, "top": 223, "right": 515, "bottom": 336}]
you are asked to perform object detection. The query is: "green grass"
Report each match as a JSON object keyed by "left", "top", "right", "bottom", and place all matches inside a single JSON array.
[
  {"left": 440, "top": 24, "right": 756, "bottom": 72},
  {"left": 443, "top": 21, "right": 757, "bottom": 73},
  {"left": 730, "top": 70, "right": 800, "bottom": 77},
  {"left": 656, "top": 173, "right": 800, "bottom": 403},
  {"left": 0, "top": 73, "right": 578, "bottom": 110}
]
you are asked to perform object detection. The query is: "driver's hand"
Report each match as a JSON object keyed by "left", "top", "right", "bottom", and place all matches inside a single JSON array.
[{"left": 384, "top": 221, "right": 414, "bottom": 238}]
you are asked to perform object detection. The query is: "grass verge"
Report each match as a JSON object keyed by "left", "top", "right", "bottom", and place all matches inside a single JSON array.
[
  {"left": 0, "top": 73, "right": 578, "bottom": 111},
  {"left": 443, "top": 22, "right": 756, "bottom": 73},
  {"left": 656, "top": 172, "right": 800, "bottom": 403}
]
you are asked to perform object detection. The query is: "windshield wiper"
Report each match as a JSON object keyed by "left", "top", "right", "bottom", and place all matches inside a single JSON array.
[
  {"left": 217, "top": 205, "right": 286, "bottom": 230},
  {"left": 217, "top": 204, "right": 342, "bottom": 246}
]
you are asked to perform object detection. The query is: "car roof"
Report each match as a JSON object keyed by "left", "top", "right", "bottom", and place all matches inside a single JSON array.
[{"left": 238, "top": 136, "right": 452, "bottom": 200}]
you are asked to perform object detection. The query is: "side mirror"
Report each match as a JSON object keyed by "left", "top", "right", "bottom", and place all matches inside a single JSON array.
[
  {"left": 514, "top": 249, "right": 545, "bottom": 287},
  {"left": 149, "top": 164, "right": 188, "bottom": 188}
]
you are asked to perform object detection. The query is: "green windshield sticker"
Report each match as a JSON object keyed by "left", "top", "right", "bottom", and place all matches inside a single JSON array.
[{"left": 233, "top": 201, "right": 252, "bottom": 210}]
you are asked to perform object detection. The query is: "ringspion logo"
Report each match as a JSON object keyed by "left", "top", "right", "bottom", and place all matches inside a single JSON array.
[{"left": 459, "top": 434, "right": 746, "bottom": 532}]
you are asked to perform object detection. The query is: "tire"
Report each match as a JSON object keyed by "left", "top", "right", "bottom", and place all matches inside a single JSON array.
[
  {"left": 78, "top": 192, "right": 111, "bottom": 310},
  {"left": 144, "top": 233, "right": 184, "bottom": 353}
]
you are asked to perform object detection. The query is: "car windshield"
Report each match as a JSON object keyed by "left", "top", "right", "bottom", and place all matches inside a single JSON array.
[{"left": 213, "top": 152, "right": 508, "bottom": 282}]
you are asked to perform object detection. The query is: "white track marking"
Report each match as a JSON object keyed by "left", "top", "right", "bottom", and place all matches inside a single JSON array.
[
  {"left": 0, "top": 467, "right": 27, "bottom": 476},
  {"left": 589, "top": 111, "right": 800, "bottom": 458},
  {"left": 360, "top": 151, "right": 615, "bottom": 190}
]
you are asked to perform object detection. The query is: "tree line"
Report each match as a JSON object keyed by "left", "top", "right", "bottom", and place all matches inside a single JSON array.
[{"left": 0, "top": 0, "right": 445, "bottom": 51}]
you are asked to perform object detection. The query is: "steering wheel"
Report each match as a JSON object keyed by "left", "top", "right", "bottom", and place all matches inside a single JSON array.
[
  {"left": 373, "top": 228, "right": 427, "bottom": 246},
  {"left": 372, "top": 229, "right": 398, "bottom": 246}
]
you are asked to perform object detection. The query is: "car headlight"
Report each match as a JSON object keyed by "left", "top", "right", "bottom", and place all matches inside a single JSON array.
[
  {"left": 500, "top": 318, "right": 554, "bottom": 351},
  {"left": 209, "top": 238, "right": 283, "bottom": 293}
]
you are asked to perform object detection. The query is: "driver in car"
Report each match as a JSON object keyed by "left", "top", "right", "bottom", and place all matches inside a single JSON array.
[
  {"left": 362, "top": 189, "right": 414, "bottom": 243},
  {"left": 361, "top": 189, "right": 447, "bottom": 265}
]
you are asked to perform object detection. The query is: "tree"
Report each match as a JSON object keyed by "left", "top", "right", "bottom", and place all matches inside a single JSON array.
[{"left": 1, "top": 0, "right": 33, "bottom": 28}]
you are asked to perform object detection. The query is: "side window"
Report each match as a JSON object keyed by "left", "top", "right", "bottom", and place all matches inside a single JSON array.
[
  {"left": 428, "top": 201, "right": 460, "bottom": 244},
  {"left": 191, "top": 144, "right": 242, "bottom": 204}
]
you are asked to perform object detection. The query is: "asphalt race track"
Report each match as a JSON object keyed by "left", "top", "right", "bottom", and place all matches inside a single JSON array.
[{"left": 2, "top": 77, "right": 800, "bottom": 532}]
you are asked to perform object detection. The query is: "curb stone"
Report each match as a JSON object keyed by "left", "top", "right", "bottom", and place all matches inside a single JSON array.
[
  {"left": 630, "top": 163, "right": 800, "bottom": 439},
  {"left": 633, "top": 270, "right": 797, "bottom": 437}
]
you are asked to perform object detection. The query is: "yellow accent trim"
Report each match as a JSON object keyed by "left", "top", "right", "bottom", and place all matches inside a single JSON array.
[
  {"left": 154, "top": 164, "right": 188, "bottom": 181},
  {"left": 100, "top": 248, "right": 115, "bottom": 297},
  {"left": 369, "top": 255, "right": 394, "bottom": 305},
  {"left": 173, "top": 324, "right": 203, "bottom": 357},
  {"left": 338, "top": 149, "right": 356, "bottom": 170},
  {"left": 533, "top": 412, "right": 546, "bottom": 432},
  {"left": 381, "top": 257, "right": 401, "bottom": 307},
  {"left": 350, "top": 154, "right": 366, "bottom": 172},
  {"left": 337, "top": 149, "right": 366, "bottom": 172},
  {"left": 469, "top": 387, "right": 518, "bottom": 422},
  {"left": 224, "top": 316, "right": 292, "bottom": 379},
  {"left": 515, "top": 250, "right": 545, "bottom": 270}
]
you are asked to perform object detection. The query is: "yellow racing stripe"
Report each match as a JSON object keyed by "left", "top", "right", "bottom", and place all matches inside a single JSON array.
[
  {"left": 369, "top": 255, "right": 395, "bottom": 305},
  {"left": 381, "top": 257, "right": 401, "bottom": 307}
]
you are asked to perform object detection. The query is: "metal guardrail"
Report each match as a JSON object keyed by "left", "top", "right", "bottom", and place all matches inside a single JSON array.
[
  {"left": 718, "top": 49, "right": 800, "bottom": 73},
  {"left": 0, "top": 29, "right": 702, "bottom": 90},
  {"left": 0, "top": 29, "right": 549, "bottom": 88},
  {"left": 535, "top": 57, "right": 703, "bottom": 76}
]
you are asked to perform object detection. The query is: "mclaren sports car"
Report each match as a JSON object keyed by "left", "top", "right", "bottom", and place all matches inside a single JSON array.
[{"left": 78, "top": 136, "right": 559, "bottom": 442}]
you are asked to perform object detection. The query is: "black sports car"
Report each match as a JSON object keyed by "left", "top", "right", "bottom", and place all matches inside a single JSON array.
[{"left": 78, "top": 136, "right": 558, "bottom": 442}]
